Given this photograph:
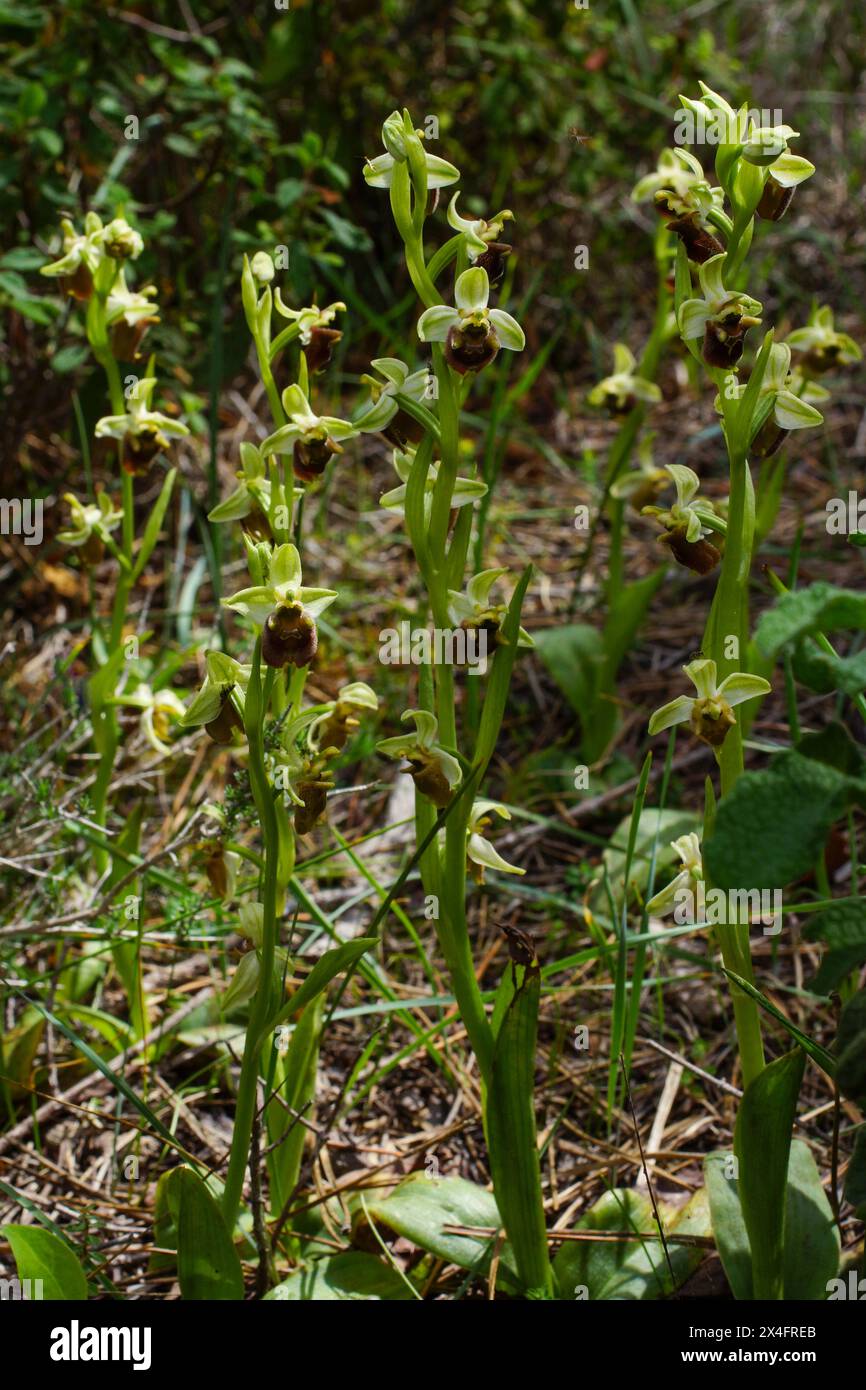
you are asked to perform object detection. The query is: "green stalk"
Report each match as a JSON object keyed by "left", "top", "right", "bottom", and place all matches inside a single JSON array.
[{"left": 222, "top": 644, "right": 281, "bottom": 1231}]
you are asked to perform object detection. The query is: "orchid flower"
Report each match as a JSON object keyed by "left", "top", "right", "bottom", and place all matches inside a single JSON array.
[
  {"left": 786, "top": 305, "right": 863, "bottom": 375},
  {"left": 587, "top": 343, "right": 662, "bottom": 414},
  {"left": 417, "top": 267, "right": 524, "bottom": 375},
  {"left": 380, "top": 447, "right": 487, "bottom": 516},
  {"left": 180, "top": 651, "right": 252, "bottom": 743},
  {"left": 260, "top": 383, "right": 358, "bottom": 482},
  {"left": 95, "top": 377, "right": 189, "bottom": 474},
  {"left": 447, "top": 569, "right": 533, "bottom": 648},
  {"left": 465, "top": 800, "right": 525, "bottom": 884},
  {"left": 58, "top": 492, "right": 122, "bottom": 563},
  {"left": 364, "top": 111, "right": 459, "bottom": 190},
  {"left": 648, "top": 658, "right": 770, "bottom": 748},
  {"left": 678, "top": 253, "right": 762, "bottom": 369},
  {"left": 222, "top": 542, "right": 336, "bottom": 669},
  {"left": 378, "top": 710, "right": 462, "bottom": 808},
  {"left": 646, "top": 834, "right": 704, "bottom": 916},
  {"left": 112, "top": 683, "right": 187, "bottom": 759}
]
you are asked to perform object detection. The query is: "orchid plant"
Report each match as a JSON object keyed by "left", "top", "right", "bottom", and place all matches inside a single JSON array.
[
  {"left": 363, "top": 108, "right": 553, "bottom": 1296},
  {"left": 640, "top": 83, "right": 859, "bottom": 1299}
]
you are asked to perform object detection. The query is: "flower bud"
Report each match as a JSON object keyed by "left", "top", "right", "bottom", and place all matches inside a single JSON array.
[
  {"left": 251, "top": 251, "right": 275, "bottom": 284},
  {"left": 102, "top": 218, "right": 144, "bottom": 261}
]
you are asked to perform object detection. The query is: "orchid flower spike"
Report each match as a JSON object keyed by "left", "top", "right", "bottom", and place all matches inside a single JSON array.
[
  {"left": 377, "top": 710, "right": 462, "bottom": 808},
  {"left": 587, "top": 343, "right": 662, "bottom": 415},
  {"left": 417, "top": 266, "right": 524, "bottom": 375},
  {"left": 648, "top": 658, "right": 770, "bottom": 748},
  {"left": 222, "top": 542, "right": 337, "bottom": 670}
]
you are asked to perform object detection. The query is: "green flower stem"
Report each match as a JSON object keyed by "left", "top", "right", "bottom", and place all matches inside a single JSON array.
[
  {"left": 222, "top": 644, "right": 282, "bottom": 1231},
  {"left": 709, "top": 433, "right": 765, "bottom": 1088}
]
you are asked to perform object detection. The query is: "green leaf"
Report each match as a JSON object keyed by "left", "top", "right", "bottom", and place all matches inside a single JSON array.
[
  {"left": 534, "top": 623, "right": 606, "bottom": 726},
  {"left": 704, "top": 748, "right": 864, "bottom": 891},
  {"left": 836, "top": 990, "right": 866, "bottom": 1103},
  {"left": 844, "top": 1127, "right": 866, "bottom": 1216},
  {"left": 265, "top": 1252, "right": 414, "bottom": 1301},
  {"left": 805, "top": 901, "right": 866, "bottom": 994},
  {"left": 553, "top": 1186, "right": 710, "bottom": 1301},
  {"left": 734, "top": 1048, "right": 805, "bottom": 1299},
  {"left": 264, "top": 937, "right": 376, "bottom": 1041},
  {"left": 486, "top": 967, "right": 555, "bottom": 1297},
  {"left": 706, "top": 1140, "right": 839, "bottom": 1301},
  {"left": 1, "top": 1225, "right": 88, "bottom": 1300},
  {"left": 130, "top": 468, "right": 177, "bottom": 582},
  {"left": 364, "top": 1173, "right": 519, "bottom": 1287},
  {"left": 722, "top": 971, "right": 836, "bottom": 1078},
  {"left": 755, "top": 582, "right": 866, "bottom": 659},
  {"left": 791, "top": 643, "right": 866, "bottom": 698},
  {"left": 167, "top": 1167, "right": 244, "bottom": 1300}
]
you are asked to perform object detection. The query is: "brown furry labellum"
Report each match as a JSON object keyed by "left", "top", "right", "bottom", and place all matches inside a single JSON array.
[
  {"left": 799, "top": 344, "right": 844, "bottom": 376},
  {"left": 304, "top": 326, "right": 342, "bottom": 375},
  {"left": 750, "top": 416, "right": 789, "bottom": 460},
  {"left": 407, "top": 756, "right": 452, "bottom": 808},
  {"left": 689, "top": 699, "right": 736, "bottom": 748},
  {"left": 205, "top": 692, "right": 244, "bottom": 745},
  {"left": 294, "top": 781, "right": 330, "bottom": 835},
  {"left": 383, "top": 407, "right": 425, "bottom": 450},
  {"left": 122, "top": 428, "right": 162, "bottom": 476},
  {"left": 79, "top": 532, "right": 105, "bottom": 567},
  {"left": 58, "top": 263, "right": 93, "bottom": 301},
  {"left": 660, "top": 527, "right": 720, "bottom": 575},
  {"left": 702, "top": 316, "right": 754, "bottom": 370},
  {"left": 666, "top": 214, "right": 724, "bottom": 265},
  {"left": 262, "top": 604, "right": 318, "bottom": 669},
  {"left": 205, "top": 849, "right": 229, "bottom": 899},
  {"left": 240, "top": 506, "right": 272, "bottom": 542},
  {"left": 475, "top": 241, "right": 512, "bottom": 288},
  {"left": 292, "top": 436, "right": 338, "bottom": 483},
  {"left": 445, "top": 322, "right": 499, "bottom": 375},
  {"left": 111, "top": 317, "right": 156, "bottom": 362},
  {"left": 756, "top": 176, "right": 794, "bottom": 223}
]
